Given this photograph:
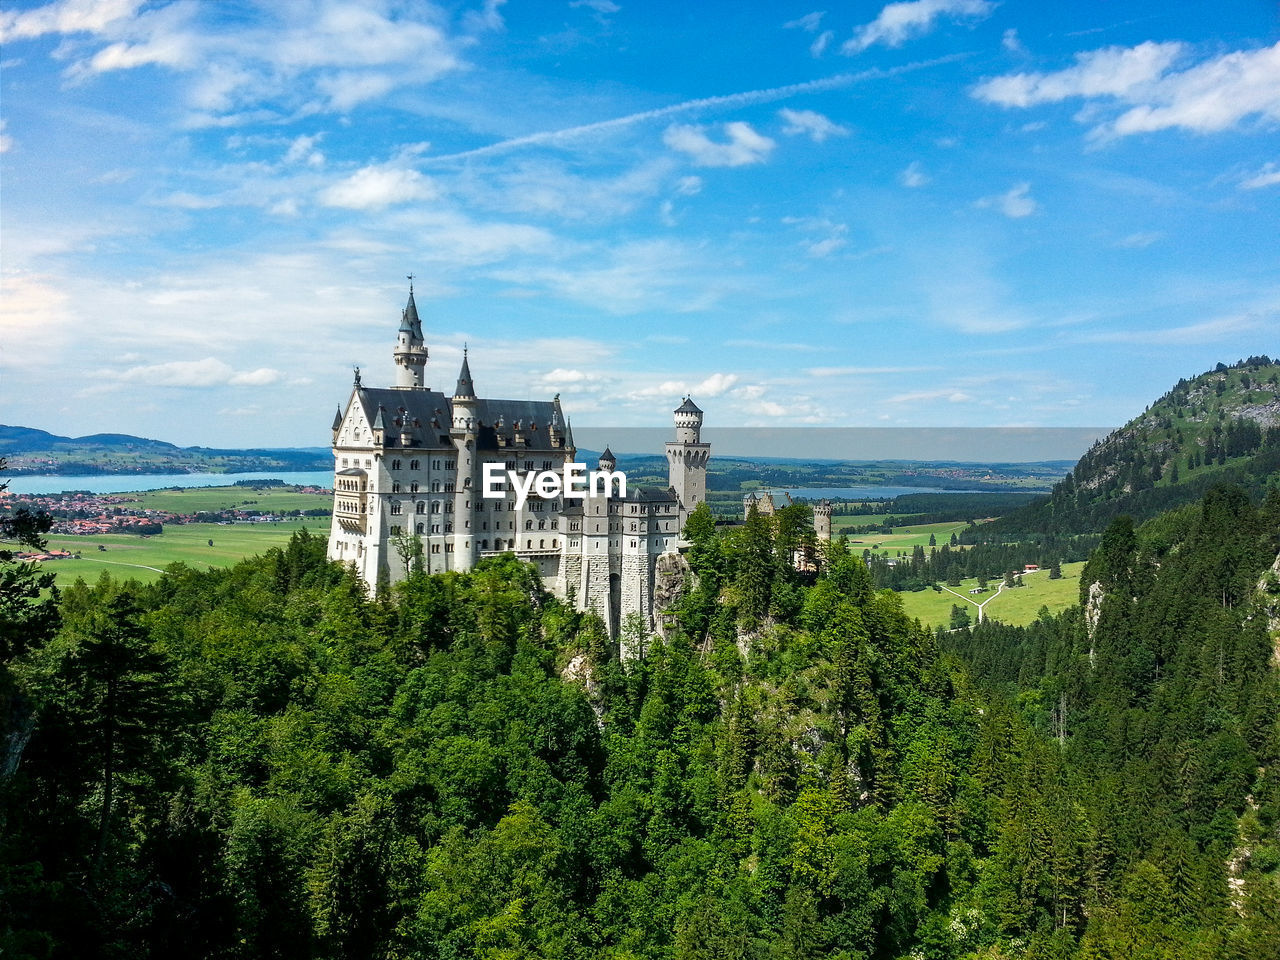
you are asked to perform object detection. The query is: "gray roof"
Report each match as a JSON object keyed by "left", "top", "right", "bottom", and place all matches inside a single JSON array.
[
  {"left": 332, "top": 406, "right": 343, "bottom": 430},
  {"left": 454, "top": 352, "right": 475, "bottom": 398},
  {"left": 599, "top": 446, "right": 615, "bottom": 462},
  {"left": 675, "top": 396, "right": 702, "bottom": 414},
  {"left": 343, "top": 387, "right": 573, "bottom": 453},
  {"left": 400, "top": 290, "right": 424, "bottom": 341},
  {"left": 623, "top": 485, "right": 678, "bottom": 503}
]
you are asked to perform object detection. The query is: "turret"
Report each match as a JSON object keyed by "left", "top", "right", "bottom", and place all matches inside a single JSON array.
[
  {"left": 666, "top": 397, "right": 711, "bottom": 523},
  {"left": 598, "top": 446, "right": 616, "bottom": 471},
  {"left": 393, "top": 281, "right": 429, "bottom": 389},
  {"left": 813, "top": 499, "right": 832, "bottom": 542},
  {"left": 673, "top": 395, "right": 703, "bottom": 443},
  {"left": 451, "top": 348, "right": 477, "bottom": 433}
]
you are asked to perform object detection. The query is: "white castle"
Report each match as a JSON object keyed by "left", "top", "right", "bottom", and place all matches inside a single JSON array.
[{"left": 327, "top": 285, "right": 709, "bottom": 638}]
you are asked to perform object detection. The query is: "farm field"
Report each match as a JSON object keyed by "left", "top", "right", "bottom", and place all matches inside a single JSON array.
[
  {"left": 896, "top": 561, "right": 1086, "bottom": 628},
  {"left": 127, "top": 484, "right": 330, "bottom": 514},
  {"left": 38, "top": 519, "right": 326, "bottom": 588},
  {"left": 843, "top": 520, "right": 973, "bottom": 553}
]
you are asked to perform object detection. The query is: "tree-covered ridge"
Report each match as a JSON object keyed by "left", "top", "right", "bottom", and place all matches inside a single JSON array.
[
  {"left": 2, "top": 489, "right": 1278, "bottom": 959},
  {"left": 967, "top": 357, "right": 1280, "bottom": 542}
]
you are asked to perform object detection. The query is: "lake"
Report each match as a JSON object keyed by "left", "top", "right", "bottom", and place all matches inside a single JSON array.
[
  {"left": 3, "top": 471, "right": 334, "bottom": 496},
  {"left": 764, "top": 485, "right": 1016, "bottom": 500}
]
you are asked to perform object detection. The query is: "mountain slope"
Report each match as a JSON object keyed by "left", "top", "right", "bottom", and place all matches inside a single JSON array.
[{"left": 967, "top": 356, "right": 1280, "bottom": 541}]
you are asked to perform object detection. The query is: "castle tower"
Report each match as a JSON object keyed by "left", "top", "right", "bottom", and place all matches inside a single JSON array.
[
  {"left": 665, "top": 397, "right": 710, "bottom": 525},
  {"left": 450, "top": 349, "right": 478, "bottom": 571},
  {"left": 393, "top": 281, "right": 429, "bottom": 389},
  {"left": 814, "top": 499, "right": 833, "bottom": 542}
]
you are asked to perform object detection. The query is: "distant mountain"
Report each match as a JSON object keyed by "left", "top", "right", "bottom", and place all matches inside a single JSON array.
[
  {"left": 0, "top": 424, "right": 331, "bottom": 476},
  {"left": 966, "top": 355, "right": 1280, "bottom": 541}
]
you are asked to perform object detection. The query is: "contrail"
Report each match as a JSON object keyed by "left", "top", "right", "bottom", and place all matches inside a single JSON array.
[{"left": 421, "top": 56, "right": 963, "bottom": 164}]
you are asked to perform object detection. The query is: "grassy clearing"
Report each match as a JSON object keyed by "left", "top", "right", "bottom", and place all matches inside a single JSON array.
[
  {"left": 126, "top": 484, "right": 331, "bottom": 514},
  {"left": 844, "top": 520, "right": 972, "bottom": 553},
  {"left": 38, "top": 519, "right": 325, "bottom": 588},
  {"left": 896, "top": 561, "right": 1086, "bottom": 628}
]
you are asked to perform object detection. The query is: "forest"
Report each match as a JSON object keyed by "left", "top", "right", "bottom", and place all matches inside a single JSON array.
[{"left": 2, "top": 480, "right": 1279, "bottom": 958}]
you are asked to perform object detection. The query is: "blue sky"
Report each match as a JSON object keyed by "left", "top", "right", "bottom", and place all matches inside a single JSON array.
[{"left": 1, "top": 0, "right": 1277, "bottom": 450}]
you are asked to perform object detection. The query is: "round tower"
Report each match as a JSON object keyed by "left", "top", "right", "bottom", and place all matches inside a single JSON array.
[
  {"left": 813, "top": 499, "right": 833, "bottom": 542},
  {"left": 393, "top": 281, "right": 429, "bottom": 389},
  {"left": 598, "top": 446, "right": 617, "bottom": 472},
  {"left": 673, "top": 395, "right": 703, "bottom": 443}
]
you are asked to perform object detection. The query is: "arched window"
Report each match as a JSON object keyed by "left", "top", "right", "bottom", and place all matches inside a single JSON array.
[
  {"left": 390, "top": 501, "right": 402, "bottom": 515},
  {"left": 416, "top": 501, "right": 426, "bottom": 514},
  {"left": 416, "top": 523, "right": 424, "bottom": 534},
  {"left": 525, "top": 519, "right": 533, "bottom": 530},
  {"left": 539, "top": 539, "right": 545, "bottom": 548}
]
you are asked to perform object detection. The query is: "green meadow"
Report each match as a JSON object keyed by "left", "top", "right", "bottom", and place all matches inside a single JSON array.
[
  {"left": 896, "top": 561, "right": 1086, "bottom": 628},
  {"left": 126, "top": 484, "right": 331, "bottom": 514},
  {"left": 841, "top": 520, "right": 973, "bottom": 553},
  {"left": 39, "top": 519, "right": 326, "bottom": 588}
]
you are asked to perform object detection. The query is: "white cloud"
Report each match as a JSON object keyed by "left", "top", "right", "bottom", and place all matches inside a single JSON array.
[
  {"left": 977, "top": 181, "right": 1037, "bottom": 218},
  {"left": 663, "top": 121, "right": 776, "bottom": 167},
  {"left": 464, "top": 0, "right": 507, "bottom": 32},
  {"left": 886, "top": 387, "right": 975, "bottom": 404},
  {"left": 570, "top": 0, "right": 621, "bottom": 13},
  {"left": 807, "top": 365, "right": 937, "bottom": 376},
  {"left": 1001, "top": 28, "right": 1024, "bottom": 55},
  {"left": 320, "top": 165, "right": 437, "bottom": 210},
  {"left": 843, "top": 0, "right": 995, "bottom": 54},
  {"left": 675, "top": 175, "right": 702, "bottom": 195},
  {"left": 0, "top": 119, "right": 11, "bottom": 153},
  {"left": 899, "top": 160, "right": 929, "bottom": 187},
  {"left": 1083, "top": 312, "right": 1266, "bottom": 345},
  {"left": 229, "top": 367, "right": 283, "bottom": 386},
  {"left": 0, "top": 0, "right": 142, "bottom": 41},
  {"left": 974, "top": 40, "right": 1280, "bottom": 139},
  {"left": 1240, "top": 162, "right": 1280, "bottom": 189},
  {"left": 778, "top": 108, "right": 849, "bottom": 142},
  {"left": 283, "top": 133, "right": 325, "bottom": 167},
  {"left": 784, "top": 12, "right": 825, "bottom": 32},
  {"left": 116, "top": 357, "right": 233, "bottom": 387},
  {"left": 1116, "top": 231, "right": 1162, "bottom": 248},
  {"left": 810, "top": 30, "right": 834, "bottom": 57}
]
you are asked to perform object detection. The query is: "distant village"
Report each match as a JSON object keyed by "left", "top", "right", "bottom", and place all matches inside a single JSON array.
[{"left": 0, "top": 488, "right": 330, "bottom": 538}]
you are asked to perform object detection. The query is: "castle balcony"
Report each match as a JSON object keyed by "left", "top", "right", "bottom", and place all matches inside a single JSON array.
[{"left": 334, "top": 468, "right": 368, "bottom": 533}]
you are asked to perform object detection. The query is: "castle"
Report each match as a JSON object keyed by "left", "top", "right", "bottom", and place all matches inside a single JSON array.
[{"left": 327, "top": 286, "right": 708, "bottom": 639}]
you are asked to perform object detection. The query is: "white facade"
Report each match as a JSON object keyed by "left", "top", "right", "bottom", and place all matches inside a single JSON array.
[{"left": 327, "top": 289, "right": 709, "bottom": 640}]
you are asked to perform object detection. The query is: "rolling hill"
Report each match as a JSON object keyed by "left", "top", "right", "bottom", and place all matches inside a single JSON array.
[{"left": 964, "top": 355, "right": 1280, "bottom": 542}]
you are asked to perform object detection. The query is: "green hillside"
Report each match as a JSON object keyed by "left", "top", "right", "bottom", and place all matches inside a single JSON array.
[{"left": 968, "top": 355, "right": 1280, "bottom": 542}]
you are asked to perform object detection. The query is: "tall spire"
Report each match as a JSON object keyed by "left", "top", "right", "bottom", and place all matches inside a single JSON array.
[
  {"left": 393, "top": 276, "right": 429, "bottom": 389},
  {"left": 454, "top": 345, "right": 475, "bottom": 398}
]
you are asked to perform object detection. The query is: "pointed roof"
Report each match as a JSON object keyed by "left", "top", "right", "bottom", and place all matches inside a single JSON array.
[
  {"left": 332, "top": 406, "right": 343, "bottom": 430},
  {"left": 675, "top": 396, "right": 702, "bottom": 414},
  {"left": 371, "top": 405, "right": 387, "bottom": 431},
  {"left": 600, "top": 445, "right": 614, "bottom": 460},
  {"left": 399, "top": 289, "right": 418, "bottom": 335},
  {"left": 454, "top": 348, "right": 475, "bottom": 398}
]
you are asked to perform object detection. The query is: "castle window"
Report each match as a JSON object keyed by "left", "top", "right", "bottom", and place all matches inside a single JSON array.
[
  {"left": 341, "top": 458, "right": 348, "bottom": 467},
  {"left": 526, "top": 520, "right": 533, "bottom": 530},
  {"left": 526, "top": 540, "right": 532, "bottom": 549},
  {"left": 444, "top": 482, "right": 455, "bottom": 492},
  {"left": 431, "top": 544, "right": 441, "bottom": 554},
  {"left": 542, "top": 460, "right": 552, "bottom": 470},
  {"left": 392, "top": 482, "right": 401, "bottom": 493},
  {"left": 444, "top": 523, "right": 453, "bottom": 532},
  {"left": 524, "top": 460, "right": 534, "bottom": 471},
  {"left": 432, "top": 524, "right": 440, "bottom": 534},
  {"left": 431, "top": 501, "right": 441, "bottom": 513},
  {"left": 481, "top": 540, "right": 489, "bottom": 550},
  {"left": 552, "top": 540, "right": 558, "bottom": 548},
  {"left": 431, "top": 482, "right": 441, "bottom": 492},
  {"left": 482, "top": 521, "right": 488, "bottom": 530},
  {"left": 432, "top": 460, "right": 440, "bottom": 469},
  {"left": 392, "top": 459, "right": 401, "bottom": 470},
  {"left": 390, "top": 525, "right": 401, "bottom": 535},
  {"left": 538, "top": 520, "right": 545, "bottom": 530},
  {"left": 630, "top": 522, "right": 636, "bottom": 531},
  {"left": 539, "top": 539, "right": 545, "bottom": 548},
  {"left": 416, "top": 523, "right": 424, "bottom": 534},
  {"left": 570, "top": 539, "right": 579, "bottom": 547},
  {"left": 445, "top": 502, "right": 453, "bottom": 513},
  {"left": 410, "top": 459, "right": 420, "bottom": 470},
  {"left": 446, "top": 460, "right": 455, "bottom": 469},
  {"left": 505, "top": 460, "right": 515, "bottom": 470},
  {"left": 445, "top": 543, "right": 453, "bottom": 553},
  {"left": 630, "top": 541, "right": 637, "bottom": 548},
  {"left": 551, "top": 520, "right": 558, "bottom": 530},
  {"left": 416, "top": 502, "right": 426, "bottom": 514},
  {"left": 390, "top": 501, "right": 402, "bottom": 515},
  {"left": 410, "top": 482, "right": 419, "bottom": 493}
]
